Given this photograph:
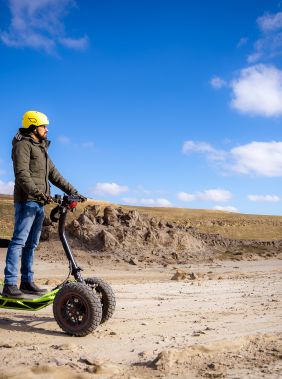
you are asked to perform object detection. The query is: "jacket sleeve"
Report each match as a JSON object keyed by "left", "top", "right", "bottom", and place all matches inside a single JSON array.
[
  {"left": 48, "top": 158, "right": 77, "bottom": 195},
  {"left": 13, "top": 141, "right": 41, "bottom": 197}
]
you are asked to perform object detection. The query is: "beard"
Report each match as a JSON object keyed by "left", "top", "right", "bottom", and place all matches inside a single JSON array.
[{"left": 36, "top": 129, "right": 47, "bottom": 142}]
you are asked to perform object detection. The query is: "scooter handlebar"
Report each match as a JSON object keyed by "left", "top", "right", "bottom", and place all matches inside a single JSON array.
[{"left": 51, "top": 194, "right": 84, "bottom": 205}]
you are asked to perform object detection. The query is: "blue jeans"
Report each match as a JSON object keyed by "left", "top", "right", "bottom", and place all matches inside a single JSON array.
[{"left": 4, "top": 201, "right": 45, "bottom": 285}]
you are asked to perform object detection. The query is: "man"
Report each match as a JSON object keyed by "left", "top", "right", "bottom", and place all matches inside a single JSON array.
[{"left": 3, "top": 110, "right": 86, "bottom": 298}]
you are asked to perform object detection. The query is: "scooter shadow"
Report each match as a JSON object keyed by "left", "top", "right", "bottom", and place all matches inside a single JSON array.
[{"left": 0, "top": 314, "right": 67, "bottom": 337}]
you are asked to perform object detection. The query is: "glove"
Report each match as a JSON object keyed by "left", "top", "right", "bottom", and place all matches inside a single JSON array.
[{"left": 37, "top": 192, "right": 53, "bottom": 204}]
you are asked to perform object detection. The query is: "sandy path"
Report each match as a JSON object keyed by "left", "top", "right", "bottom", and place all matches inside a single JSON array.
[{"left": 0, "top": 251, "right": 281, "bottom": 378}]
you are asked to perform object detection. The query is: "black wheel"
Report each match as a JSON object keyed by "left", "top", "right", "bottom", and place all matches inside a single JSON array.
[
  {"left": 85, "top": 277, "right": 116, "bottom": 323},
  {"left": 53, "top": 282, "right": 102, "bottom": 336}
]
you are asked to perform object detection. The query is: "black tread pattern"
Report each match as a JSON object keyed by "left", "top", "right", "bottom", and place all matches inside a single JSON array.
[
  {"left": 85, "top": 277, "right": 116, "bottom": 323},
  {"left": 53, "top": 282, "right": 102, "bottom": 336}
]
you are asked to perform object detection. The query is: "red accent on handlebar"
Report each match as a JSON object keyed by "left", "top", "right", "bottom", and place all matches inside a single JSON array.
[{"left": 68, "top": 201, "right": 78, "bottom": 209}]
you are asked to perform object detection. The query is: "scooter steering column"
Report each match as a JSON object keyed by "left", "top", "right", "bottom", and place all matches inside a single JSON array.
[{"left": 58, "top": 207, "right": 84, "bottom": 282}]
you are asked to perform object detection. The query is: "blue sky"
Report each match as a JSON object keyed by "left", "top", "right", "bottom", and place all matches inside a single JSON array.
[{"left": 0, "top": 0, "right": 282, "bottom": 215}]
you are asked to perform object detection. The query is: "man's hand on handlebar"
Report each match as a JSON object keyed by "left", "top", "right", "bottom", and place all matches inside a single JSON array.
[
  {"left": 73, "top": 193, "right": 87, "bottom": 202},
  {"left": 38, "top": 193, "right": 87, "bottom": 206},
  {"left": 36, "top": 192, "right": 54, "bottom": 204}
]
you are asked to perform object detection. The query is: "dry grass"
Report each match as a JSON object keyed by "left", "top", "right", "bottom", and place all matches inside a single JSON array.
[
  {"left": 0, "top": 196, "right": 14, "bottom": 239},
  {"left": 120, "top": 205, "right": 282, "bottom": 241},
  {"left": 0, "top": 195, "right": 112, "bottom": 239},
  {"left": 1, "top": 195, "right": 282, "bottom": 241}
]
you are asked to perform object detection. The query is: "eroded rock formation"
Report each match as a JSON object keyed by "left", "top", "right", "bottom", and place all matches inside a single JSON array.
[{"left": 41, "top": 205, "right": 282, "bottom": 264}]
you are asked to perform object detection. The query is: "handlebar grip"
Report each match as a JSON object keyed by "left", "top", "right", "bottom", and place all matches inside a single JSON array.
[{"left": 51, "top": 194, "right": 83, "bottom": 204}]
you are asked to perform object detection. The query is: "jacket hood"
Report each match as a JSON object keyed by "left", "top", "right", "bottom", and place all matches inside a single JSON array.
[{"left": 12, "top": 131, "right": 51, "bottom": 148}]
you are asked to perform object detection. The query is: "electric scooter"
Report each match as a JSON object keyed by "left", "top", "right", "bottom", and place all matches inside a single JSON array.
[{"left": 0, "top": 194, "right": 116, "bottom": 337}]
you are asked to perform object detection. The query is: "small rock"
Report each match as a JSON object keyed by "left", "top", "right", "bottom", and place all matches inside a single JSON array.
[
  {"left": 80, "top": 358, "right": 121, "bottom": 375},
  {"left": 189, "top": 272, "right": 197, "bottom": 280},
  {"left": 166, "top": 221, "right": 174, "bottom": 228},
  {"left": 49, "top": 358, "right": 69, "bottom": 366},
  {"left": 85, "top": 366, "right": 96, "bottom": 374},
  {"left": 51, "top": 343, "right": 78, "bottom": 351},
  {"left": 207, "top": 363, "right": 216, "bottom": 369},
  {"left": 171, "top": 269, "right": 187, "bottom": 281},
  {"left": 129, "top": 258, "right": 138, "bottom": 265},
  {"left": 171, "top": 252, "right": 178, "bottom": 260},
  {"left": 79, "top": 356, "right": 101, "bottom": 366},
  {"left": 73, "top": 219, "right": 80, "bottom": 228}
]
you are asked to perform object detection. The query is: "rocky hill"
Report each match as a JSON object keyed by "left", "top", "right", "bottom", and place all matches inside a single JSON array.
[{"left": 41, "top": 204, "right": 282, "bottom": 265}]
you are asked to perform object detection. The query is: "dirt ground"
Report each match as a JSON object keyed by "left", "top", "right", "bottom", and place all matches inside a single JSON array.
[{"left": 0, "top": 247, "right": 281, "bottom": 379}]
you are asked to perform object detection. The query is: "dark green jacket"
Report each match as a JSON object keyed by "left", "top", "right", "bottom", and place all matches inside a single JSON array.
[{"left": 12, "top": 132, "right": 77, "bottom": 203}]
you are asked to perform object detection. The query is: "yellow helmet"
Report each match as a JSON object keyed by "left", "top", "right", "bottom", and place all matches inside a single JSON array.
[{"left": 22, "top": 110, "right": 49, "bottom": 128}]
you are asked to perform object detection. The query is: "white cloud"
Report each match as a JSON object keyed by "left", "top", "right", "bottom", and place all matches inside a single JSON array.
[
  {"left": 81, "top": 142, "right": 94, "bottom": 148},
  {"left": 212, "top": 12, "right": 282, "bottom": 117},
  {"left": 0, "top": 180, "right": 14, "bottom": 195},
  {"left": 177, "top": 192, "right": 196, "bottom": 202},
  {"left": 58, "top": 135, "right": 71, "bottom": 144},
  {"left": 122, "top": 197, "right": 139, "bottom": 204},
  {"left": 91, "top": 182, "right": 129, "bottom": 196},
  {"left": 257, "top": 12, "right": 282, "bottom": 32},
  {"left": 59, "top": 36, "right": 88, "bottom": 50},
  {"left": 132, "top": 185, "right": 167, "bottom": 197},
  {"left": 0, "top": 162, "right": 6, "bottom": 176},
  {"left": 182, "top": 140, "right": 282, "bottom": 177},
  {"left": 0, "top": 169, "right": 5, "bottom": 176},
  {"left": 199, "top": 189, "right": 232, "bottom": 202},
  {"left": 248, "top": 194, "right": 281, "bottom": 202},
  {"left": 177, "top": 189, "right": 232, "bottom": 203},
  {"left": 247, "top": 11, "right": 282, "bottom": 63},
  {"left": 134, "top": 187, "right": 152, "bottom": 196},
  {"left": 230, "top": 141, "right": 282, "bottom": 176},
  {"left": 237, "top": 37, "right": 248, "bottom": 48},
  {"left": 230, "top": 64, "right": 282, "bottom": 117},
  {"left": 58, "top": 138, "right": 95, "bottom": 149},
  {"left": 213, "top": 205, "right": 239, "bottom": 213},
  {"left": 210, "top": 76, "right": 226, "bottom": 89},
  {"left": 247, "top": 52, "right": 263, "bottom": 64},
  {"left": 182, "top": 141, "right": 226, "bottom": 161},
  {"left": 0, "top": 0, "right": 88, "bottom": 54},
  {"left": 122, "top": 197, "right": 172, "bottom": 207}
]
